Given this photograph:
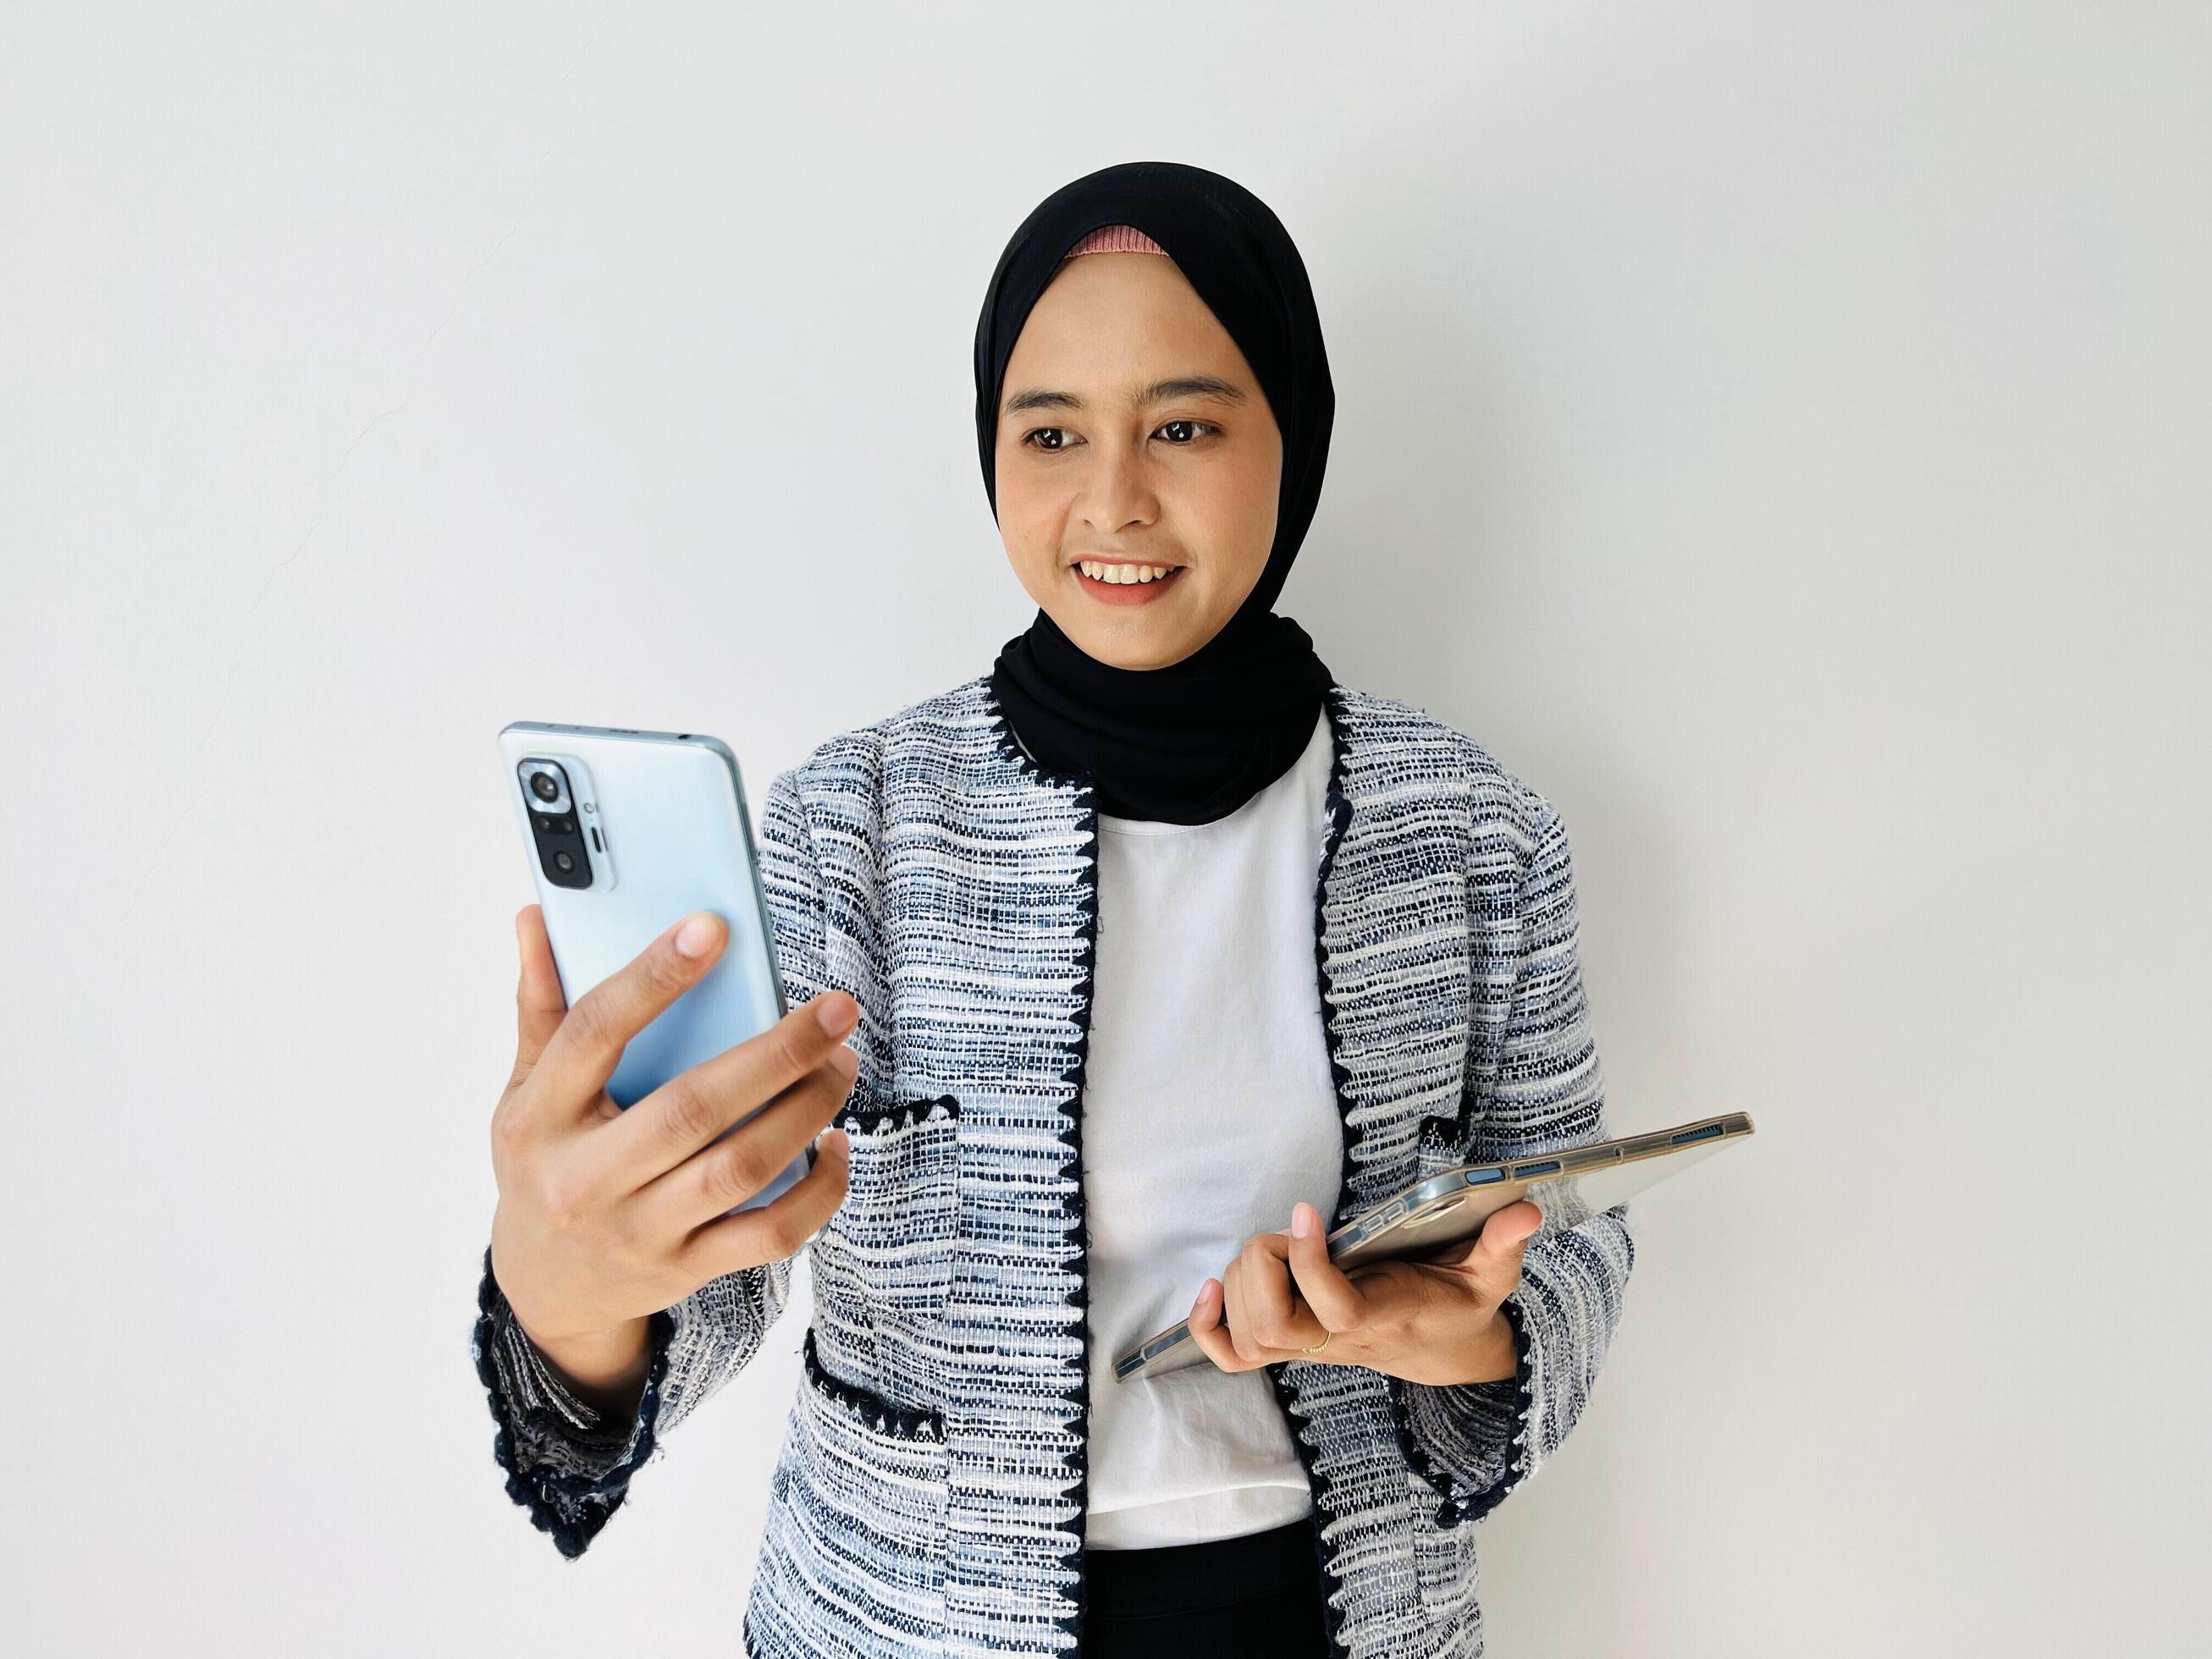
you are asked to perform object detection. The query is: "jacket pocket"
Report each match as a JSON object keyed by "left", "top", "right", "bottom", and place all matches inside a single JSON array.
[
  {"left": 817, "top": 1083, "right": 962, "bottom": 1332},
  {"left": 752, "top": 1326, "right": 949, "bottom": 1654}
]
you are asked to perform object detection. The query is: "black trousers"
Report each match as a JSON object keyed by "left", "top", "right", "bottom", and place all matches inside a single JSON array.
[{"left": 1079, "top": 1513, "right": 1330, "bottom": 1657}]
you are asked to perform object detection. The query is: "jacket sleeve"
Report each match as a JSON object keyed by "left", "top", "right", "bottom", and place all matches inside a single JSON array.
[
  {"left": 470, "top": 762, "right": 827, "bottom": 1558},
  {"left": 1386, "top": 799, "right": 1638, "bottom": 1528}
]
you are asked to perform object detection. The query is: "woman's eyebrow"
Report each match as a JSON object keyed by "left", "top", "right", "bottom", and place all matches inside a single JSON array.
[{"left": 1002, "top": 375, "right": 1248, "bottom": 416}]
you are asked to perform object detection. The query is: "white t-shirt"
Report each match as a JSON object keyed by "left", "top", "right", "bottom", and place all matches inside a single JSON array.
[{"left": 1079, "top": 705, "right": 1347, "bottom": 1550}]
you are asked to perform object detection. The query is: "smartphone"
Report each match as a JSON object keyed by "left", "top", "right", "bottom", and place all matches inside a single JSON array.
[
  {"left": 498, "top": 720, "right": 815, "bottom": 1215},
  {"left": 1113, "top": 1111, "right": 1756, "bottom": 1382}
]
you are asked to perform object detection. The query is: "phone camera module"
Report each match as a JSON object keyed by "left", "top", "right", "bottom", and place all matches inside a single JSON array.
[{"left": 520, "top": 758, "right": 590, "bottom": 890}]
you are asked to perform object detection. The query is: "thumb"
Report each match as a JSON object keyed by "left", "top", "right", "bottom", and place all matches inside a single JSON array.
[
  {"left": 511, "top": 904, "right": 569, "bottom": 1083},
  {"left": 1466, "top": 1199, "right": 1542, "bottom": 1298}
]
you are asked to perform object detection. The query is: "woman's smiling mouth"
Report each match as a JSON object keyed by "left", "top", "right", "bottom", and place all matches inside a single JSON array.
[{"left": 1072, "top": 558, "right": 1187, "bottom": 605}]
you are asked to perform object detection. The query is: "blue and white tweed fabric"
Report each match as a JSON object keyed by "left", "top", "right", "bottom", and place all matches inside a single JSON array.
[{"left": 471, "top": 672, "right": 1636, "bottom": 1658}]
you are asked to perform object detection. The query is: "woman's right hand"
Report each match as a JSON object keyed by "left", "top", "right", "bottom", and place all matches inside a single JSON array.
[{"left": 487, "top": 903, "right": 856, "bottom": 1402}]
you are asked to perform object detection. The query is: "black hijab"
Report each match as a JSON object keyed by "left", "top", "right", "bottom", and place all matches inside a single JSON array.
[{"left": 976, "top": 161, "right": 1337, "bottom": 824}]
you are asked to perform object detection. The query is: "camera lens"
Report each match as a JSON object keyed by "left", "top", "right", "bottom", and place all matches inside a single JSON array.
[
  {"left": 530, "top": 772, "right": 560, "bottom": 802},
  {"left": 554, "top": 851, "right": 574, "bottom": 872}
]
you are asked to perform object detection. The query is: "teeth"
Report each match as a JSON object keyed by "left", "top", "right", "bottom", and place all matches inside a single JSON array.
[{"left": 1078, "top": 560, "right": 1179, "bottom": 584}]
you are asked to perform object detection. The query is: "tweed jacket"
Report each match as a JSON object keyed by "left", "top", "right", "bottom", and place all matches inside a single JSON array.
[{"left": 471, "top": 671, "right": 1636, "bottom": 1659}]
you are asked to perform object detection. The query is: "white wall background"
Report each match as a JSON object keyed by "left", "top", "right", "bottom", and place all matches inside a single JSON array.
[{"left": 5, "top": 3, "right": 2205, "bottom": 1654}]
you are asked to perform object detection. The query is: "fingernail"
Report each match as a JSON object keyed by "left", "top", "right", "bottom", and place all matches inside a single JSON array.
[
  {"left": 830, "top": 1044, "right": 858, "bottom": 1080},
  {"left": 1291, "top": 1204, "right": 1313, "bottom": 1238},
  {"left": 676, "top": 913, "right": 722, "bottom": 958},
  {"left": 815, "top": 992, "right": 858, "bottom": 1036}
]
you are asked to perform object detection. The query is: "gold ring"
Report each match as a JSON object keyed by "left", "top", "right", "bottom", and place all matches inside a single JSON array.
[{"left": 1300, "top": 1330, "right": 1332, "bottom": 1354}]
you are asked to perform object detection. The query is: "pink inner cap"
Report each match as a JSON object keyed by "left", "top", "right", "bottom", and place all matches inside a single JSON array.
[{"left": 1064, "top": 223, "right": 1169, "bottom": 257}]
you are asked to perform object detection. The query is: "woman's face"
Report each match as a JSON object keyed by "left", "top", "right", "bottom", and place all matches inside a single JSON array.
[{"left": 994, "top": 251, "right": 1283, "bottom": 670}]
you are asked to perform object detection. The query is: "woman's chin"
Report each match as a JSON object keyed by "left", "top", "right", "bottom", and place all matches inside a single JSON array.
[{"left": 1051, "top": 614, "right": 1216, "bottom": 670}]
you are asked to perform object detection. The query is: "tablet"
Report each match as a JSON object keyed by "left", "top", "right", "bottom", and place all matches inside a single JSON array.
[{"left": 1111, "top": 1111, "right": 1755, "bottom": 1383}]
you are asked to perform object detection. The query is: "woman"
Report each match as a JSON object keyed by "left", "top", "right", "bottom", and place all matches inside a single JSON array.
[{"left": 474, "top": 162, "right": 1635, "bottom": 1659}]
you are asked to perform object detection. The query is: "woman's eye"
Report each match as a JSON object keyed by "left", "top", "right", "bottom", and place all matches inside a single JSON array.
[
  {"left": 1019, "top": 421, "right": 1220, "bottom": 453},
  {"left": 1156, "top": 419, "right": 1218, "bottom": 444}
]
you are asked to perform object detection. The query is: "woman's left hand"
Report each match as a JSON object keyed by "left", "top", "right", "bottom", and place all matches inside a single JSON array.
[{"left": 1182, "top": 1199, "right": 1542, "bottom": 1386}]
